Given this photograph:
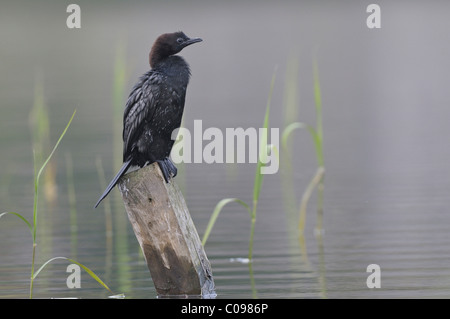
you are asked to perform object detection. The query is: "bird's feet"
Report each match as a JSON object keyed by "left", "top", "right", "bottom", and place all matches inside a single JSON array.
[{"left": 156, "top": 157, "right": 178, "bottom": 183}]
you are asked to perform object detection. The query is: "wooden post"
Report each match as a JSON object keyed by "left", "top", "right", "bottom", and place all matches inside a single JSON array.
[{"left": 117, "top": 163, "right": 215, "bottom": 297}]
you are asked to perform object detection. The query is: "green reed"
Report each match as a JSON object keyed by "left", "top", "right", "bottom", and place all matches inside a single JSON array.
[
  {"left": 202, "top": 69, "right": 277, "bottom": 264},
  {"left": 281, "top": 58, "right": 325, "bottom": 234},
  {"left": 111, "top": 40, "right": 133, "bottom": 292},
  {"left": 203, "top": 57, "right": 326, "bottom": 247},
  {"left": 65, "top": 152, "right": 78, "bottom": 259},
  {"left": 0, "top": 110, "right": 116, "bottom": 298}
]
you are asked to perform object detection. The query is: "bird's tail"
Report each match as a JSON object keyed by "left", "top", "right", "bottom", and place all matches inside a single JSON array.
[{"left": 94, "top": 160, "right": 132, "bottom": 208}]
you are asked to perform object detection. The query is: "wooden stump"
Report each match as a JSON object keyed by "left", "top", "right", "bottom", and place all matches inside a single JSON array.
[{"left": 117, "top": 163, "right": 215, "bottom": 297}]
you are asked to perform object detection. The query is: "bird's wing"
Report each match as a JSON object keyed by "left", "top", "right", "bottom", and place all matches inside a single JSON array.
[{"left": 122, "top": 71, "right": 163, "bottom": 159}]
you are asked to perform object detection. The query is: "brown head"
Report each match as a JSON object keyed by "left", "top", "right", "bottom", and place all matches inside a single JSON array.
[{"left": 149, "top": 31, "right": 202, "bottom": 68}]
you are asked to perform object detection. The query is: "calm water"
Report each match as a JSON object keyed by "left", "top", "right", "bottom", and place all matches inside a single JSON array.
[{"left": 1, "top": 0, "right": 450, "bottom": 298}]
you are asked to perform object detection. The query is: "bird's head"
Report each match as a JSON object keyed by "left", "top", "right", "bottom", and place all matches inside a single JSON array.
[{"left": 150, "top": 31, "right": 202, "bottom": 68}]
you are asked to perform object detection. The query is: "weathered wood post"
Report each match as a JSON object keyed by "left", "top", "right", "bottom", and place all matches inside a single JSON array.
[{"left": 117, "top": 163, "right": 215, "bottom": 297}]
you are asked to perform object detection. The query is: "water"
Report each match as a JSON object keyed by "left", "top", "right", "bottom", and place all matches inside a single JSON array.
[{"left": 1, "top": 0, "right": 450, "bottom": 299}]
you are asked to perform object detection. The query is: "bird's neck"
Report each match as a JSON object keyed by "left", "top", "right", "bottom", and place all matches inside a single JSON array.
[
  {"left": 149, "top": 51, "right": 163, "bottom": 69},
  {"left": 152, "top": 56, "right": 191, "bottom": 78}
]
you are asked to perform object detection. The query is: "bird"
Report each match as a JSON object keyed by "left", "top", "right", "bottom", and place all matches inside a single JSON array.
[{"left": 94, "top": 31, "right": 202, "bottom": 208}]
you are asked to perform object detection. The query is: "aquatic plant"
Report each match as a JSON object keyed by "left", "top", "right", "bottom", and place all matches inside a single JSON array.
[
  {"left": 281, "top": 58, "right": 325, "bottom": 234},
  {"left": 0, "top": 110, "right": 115, "bottom": 298},
  {"left": 202, "top": 69, "right": 277, "bottom": 264}
]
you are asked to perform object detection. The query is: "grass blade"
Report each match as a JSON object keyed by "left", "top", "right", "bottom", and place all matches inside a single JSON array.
[
  {"left": 298, "top": 166, "right": 325, "bottom": 234},
  {"left": 281, "top": 122, "right": 305, "bottom": 150},
  {"left": 253, "top": 72, "right": 275, "bottom": 202},
  {"left": 36, "top": 110, "right": 76, "bottom": 184},
  {"left": 32, "top": 256, "right": 114, "bottom": 295},
  {"left": 30, "top": 110, "right": 76, "bottom": 298},
  {"left": 33, "top": 109, "right": 76, "bottom": 241},
  {"left": 0, "top": 212, "right": 33, "bottom": 236},
  {"left": 313, "top": 59, "right": 324, "bottom": 167},
  {"left": 202, "top": 198, "right": 250, "bottom": 246},
  {"left": 248, "top": 68, "right": 277, "bottom": 263}
]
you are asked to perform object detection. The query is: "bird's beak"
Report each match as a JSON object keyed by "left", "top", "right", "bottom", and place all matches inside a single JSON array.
[{"left": 183, "top": 37, "right": 203, "bottom": 47}]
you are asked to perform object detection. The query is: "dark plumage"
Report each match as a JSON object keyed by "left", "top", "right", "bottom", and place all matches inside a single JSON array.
[{"left": 95, "top": 31, "right": 202, "bottom": 208}]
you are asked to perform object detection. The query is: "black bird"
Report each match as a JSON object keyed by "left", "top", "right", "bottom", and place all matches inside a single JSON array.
[{"left": 95, "top": 31, "right": 202, "bottom": 208}]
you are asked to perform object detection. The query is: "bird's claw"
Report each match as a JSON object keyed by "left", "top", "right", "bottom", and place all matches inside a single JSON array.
[{"left": 156, "top": 158, "right": 177, "bottom": 183}]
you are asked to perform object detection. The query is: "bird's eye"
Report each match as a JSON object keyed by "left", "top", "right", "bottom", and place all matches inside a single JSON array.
[{"left": 176, "top": 38, "right": 184, "bottom": 44}]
